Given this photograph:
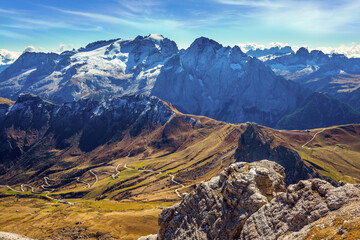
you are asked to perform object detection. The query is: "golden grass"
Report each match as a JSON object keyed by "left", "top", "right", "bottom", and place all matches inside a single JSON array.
[
  {"left": 0, "top": 97, "right": 14, "bottom": 105},
  {"left": 0, "top": 196, "right": 174, "bottom": 239},
  {"left": 262, "top": 124, "right": 360, "bottom": 183}
]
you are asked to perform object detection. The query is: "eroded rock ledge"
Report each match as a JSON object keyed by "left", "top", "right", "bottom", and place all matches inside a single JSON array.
[{"left": 140, "top": 160, "right": 360, "bottom": 240}]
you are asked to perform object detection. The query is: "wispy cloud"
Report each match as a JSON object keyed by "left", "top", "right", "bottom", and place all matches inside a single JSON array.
[
  {"left": 47, "top": 6, "right": 134, "bottom": 25},
  {"left": 0, "top": 8, "right": 18, "bottom": 14},
  {"left": 118, "top": 0, "right": 162, "bottom": 14},
  {"left": 215, "top": 0, "right": 283, "bottom": 9},
  {"left": 2, "top": 15, "right": 103, "bottom": 32},
  {"left": 214, "top": 0, "right": 360, "bottom": 33},
  {"left": 0, "top": 29, "right": 29, "bottom": 39}
]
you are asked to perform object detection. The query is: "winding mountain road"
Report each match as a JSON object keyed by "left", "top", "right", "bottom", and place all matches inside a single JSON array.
[
  {"left": 1, "top": 160, "right": 187, "bottom": 199},
  {"left": 124, "top": 163, "right": 187, "bottom": 198}
]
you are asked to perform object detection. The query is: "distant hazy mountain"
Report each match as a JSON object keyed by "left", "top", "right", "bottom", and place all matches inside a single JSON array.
[
  {"left": 276, "top": 92, "right": 360, "bottom": 130},
  {"left": 246, "top": 45, "right": 294, "bottom": 60},
  {"left": 251, "top": 46, "right": 360, "bottom": 111}
]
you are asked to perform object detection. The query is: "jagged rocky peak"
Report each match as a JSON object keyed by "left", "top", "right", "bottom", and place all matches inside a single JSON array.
[
  {"left": 84, "top": 38, "right": 121, "bottom": 51},
  {"left": 141, "top": 161, "right": 360, "bottom": 240},
  {"left": 0, "top": 93, "right": 175, "bottom": 155},
  {"left": 239, "top": 179, "right": 360, "bottom": 239},
  {"left": 15, "top": 92, "right": 48, "bottom": 104},
  {"left": 295, "top": 47, "right": 310, "bottom": 58},
  {"left": 152, "top": 160, "right": 286, "bottom": 240},
  {"left": 0, "top": 34, "right": 180, "bottom": 104},
  {"left": 152, "top": 36, "right": 307, "bottom": 126},
  {"left": 1, "top": 51, "right": 59, "bottom": 79},
  {"left": 187, "top": 36, "right": 223, "bottom": 51},
  {"left": 131, "top": 34, "right": 179, "bottom": 57}
]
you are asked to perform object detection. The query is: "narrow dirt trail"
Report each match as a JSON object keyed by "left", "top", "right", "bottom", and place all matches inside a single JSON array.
[{"left": 302, "top": 129, "right": 326, "bottom": 148}]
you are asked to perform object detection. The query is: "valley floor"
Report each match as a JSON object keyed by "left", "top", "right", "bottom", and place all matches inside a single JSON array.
[{"left": 0, "top": 196, "right": 174, "bottom": 239}]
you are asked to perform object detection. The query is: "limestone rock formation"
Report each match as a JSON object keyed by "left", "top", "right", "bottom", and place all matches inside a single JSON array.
[
  {"left": 141, "top": 160, "right": 360, "bottom": 240},
  {"left": 239, "top": 179, "right": 360, "bottom": 239},
  {"left": 156, "top": 160, "right": 286, "bottom": 239}
]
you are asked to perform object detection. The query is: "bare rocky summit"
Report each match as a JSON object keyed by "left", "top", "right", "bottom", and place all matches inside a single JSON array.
[{"left": 140, "top": 160, "right": 360, "bottom": 240}]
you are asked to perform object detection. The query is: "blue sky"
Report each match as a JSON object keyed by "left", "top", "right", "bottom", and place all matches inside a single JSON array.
[{"left": 1, "top": 0, "right": 360, "bottom": 52}]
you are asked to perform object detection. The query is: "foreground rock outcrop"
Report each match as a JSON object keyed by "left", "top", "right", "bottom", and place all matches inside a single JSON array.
[
  {"left": 141, "top": 160, "right": 360, "bottom": 240},
  {"left": 0, "top": 231, "right": 34, "bottom": 240}
]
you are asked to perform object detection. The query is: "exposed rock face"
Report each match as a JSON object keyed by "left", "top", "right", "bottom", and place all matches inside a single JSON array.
[
  {"left": 0, "top": 93, "right": 174, "bottom": 160},
  {"left": 144, "top": 161, "right": 360, "bottom": 240},
  {"left": 261, "top": 47, "right": 360, "bottom": 112},
  {"left": 152, "top": 37, "right": 307, "bottom": 126},
  {"left": 276, "top": 92, "right": 360, "bottom": 130},
  {"left": 235, "top": 123, "right": 325, "bottom": 184},
  {"left": 156, "top": 160, "right": 286, "bottom": 240},
  {"left": 0, "top": 35, "right": 178, "bottom": 103},
  {"left": 0, "top": 36, "right": 309, "bottom": 127},
  {"left": 239, "top": 179, "right": 360, "bottom": 240}
]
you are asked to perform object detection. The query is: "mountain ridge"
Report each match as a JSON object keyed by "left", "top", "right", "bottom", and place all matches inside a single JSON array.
[{"left": 1, "top": 35, "right": 360, "bottom": 129}]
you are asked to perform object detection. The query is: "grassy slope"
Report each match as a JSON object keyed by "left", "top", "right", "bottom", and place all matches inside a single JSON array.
[
  {"left": 0, "top": 112, "right": 245, "bottom": 239},
  {"left": 0, "top": 196, "right": 173, "bottom": 239},
  {"left": 1, "top": 105, "right": 360, "bottom": 238},
  {"left": 261, "top": 124, "right": 360, "bottom": 183},
  {"left": 0, "top": 97, "right": 14, "bottom": 105}
]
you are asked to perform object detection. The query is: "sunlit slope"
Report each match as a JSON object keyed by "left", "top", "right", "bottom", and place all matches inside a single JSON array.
[{"left": 260, "top": 124, "right": 360, "bottom": 183}]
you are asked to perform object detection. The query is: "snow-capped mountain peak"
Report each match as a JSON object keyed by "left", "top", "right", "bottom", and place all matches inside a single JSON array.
[{"left": 0, "top": 35, "right": 178, "bottom": 103}]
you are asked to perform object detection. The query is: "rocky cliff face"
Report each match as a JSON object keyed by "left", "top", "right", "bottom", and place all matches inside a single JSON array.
[
  {"left": 239, "top": 178, "right": 360, "bottom": 239},
  {"left": 0, "top": 93, "right": 174, "bottom": 161},
  {"left": 261, "top": 47, "right": 360, "bottom": 112},
  {"left": 0, "top": 34, "right": 178, "bottom": 103},
  {"left": 155, "top": 160, "right": 286, "bottom": 240},
  {"left": 0, "top": 36, "right": 309, "bottom": 127},
  {"left": 152, "top": 37, "right": 307, "bottom": 126},
  {"left": 235, "top": 123, "right": 325, "bottom": 185},
  {"left": 141, "top": 161, "right": 360, "bottom": 240},
  {"left": 276, "top": 92, "right": 360, "bottom": 130}
]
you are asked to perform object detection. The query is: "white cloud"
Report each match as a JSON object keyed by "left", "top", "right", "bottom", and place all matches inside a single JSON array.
[
  {"left": 0, "top": 49, "right": 21, "bottom": 65},
  {"left": 5, "top": 16, "right": 103, "bottom": 32},
  {"left": 52, "top": 43, "right": 75, "bottom": 53},
  {"left": 118, "top": 0, "right": 161, "bottom": 14},
  {"left": 215, "top": 0, "right": 283, "bottom": 9},
  {"left": 49, "top": 7, "right": 132, "bottom": 25},
  {"left": 236, "top": 42, "right": 290, "bottom": 52},
  {"left": 215, "top": 0, "right": 360, "bottom": 34},
  {"left": 0, "top": 8, "right": 17, "bottom": 14},
  {"left": 313, "top": 44, "right": 360, "bottom": 58},
  {"left": 23, "top": 46, "right": 37, "bottom": 53},
  {"left": 236, "top": 41, "right": 360, "bottom": 58}
]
